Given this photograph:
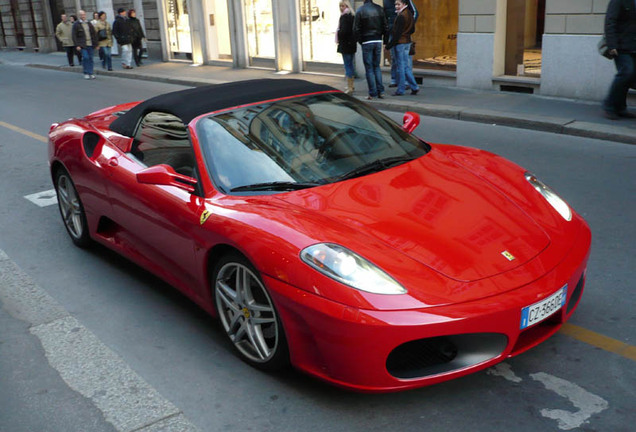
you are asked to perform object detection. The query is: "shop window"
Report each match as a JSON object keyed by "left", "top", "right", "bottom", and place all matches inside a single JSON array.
[
  {"left": 244, "top": 0, "right": 275, "bottom": 63},
  {"left": 300, "top": 0, "right": 342, "bottom": 64},
  {"left": 166, "top": 0, "right": 192, "bottom": 58},
  {"left": 205, "top": 0, "right": 232, "bottom": 61},
  {"left": 411, "top": 0, "right": 458, "bottom": 71}
]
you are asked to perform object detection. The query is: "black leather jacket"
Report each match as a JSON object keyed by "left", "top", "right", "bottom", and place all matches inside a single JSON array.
[
  {"left": 605, "top": 0, "right": 636, "bottom": 53},
  {"left": 354, "top": 0, "right": 388, "bottom": 44}
]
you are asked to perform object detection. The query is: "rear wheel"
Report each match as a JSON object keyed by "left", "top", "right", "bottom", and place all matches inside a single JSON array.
[
  {"left": 54, "top": 168, "right": 91, "bottom": 247},
  {"left": 213, "top": 253, "right": 289, "bottom": 370}
]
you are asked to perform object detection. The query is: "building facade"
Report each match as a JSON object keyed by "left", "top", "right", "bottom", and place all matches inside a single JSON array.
[{"left": 0, "top": 0, "right": 620, "bottom": 101}]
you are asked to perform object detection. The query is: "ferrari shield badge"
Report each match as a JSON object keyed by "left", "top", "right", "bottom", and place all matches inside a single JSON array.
[
  {"left": 501, "top": 250, "right": 516, "bottom": 261},
  {"left": 200, "top": 210, "right": 211, "bottom": 225}
]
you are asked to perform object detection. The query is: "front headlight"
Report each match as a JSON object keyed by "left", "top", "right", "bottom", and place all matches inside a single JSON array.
[
  {"left": 300, "top": 243, "right": 407, "bottom": 295},
  {"left": 525, "top": 172, "right": 572, "bottom": 221}
]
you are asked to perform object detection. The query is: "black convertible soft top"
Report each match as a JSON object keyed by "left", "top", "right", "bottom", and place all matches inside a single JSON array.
[{"left": 109, "top": 79, "right": 336, "bottom": 137}]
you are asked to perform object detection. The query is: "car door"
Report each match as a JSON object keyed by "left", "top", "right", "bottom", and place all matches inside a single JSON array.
[{"left": 103, "top": 112, "right": 205, "bottom": 296}]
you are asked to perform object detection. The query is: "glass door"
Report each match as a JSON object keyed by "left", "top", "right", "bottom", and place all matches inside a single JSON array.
[
  {"left": 204, "top": 0, "right": 233, "bottom": 62},
  {"left": 300, "top": 0, "right": 341, "bottom": 64},
  {"left": 166, "top": 0, "right": 193, "bottom": 60},
  {"left": 243, "top": 0, "right": 275, "bottom": 67}
]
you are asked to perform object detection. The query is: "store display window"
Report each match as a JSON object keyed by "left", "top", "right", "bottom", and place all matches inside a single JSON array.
[{"left": 300, "top": 0, "right": 342, "bottom": 64}]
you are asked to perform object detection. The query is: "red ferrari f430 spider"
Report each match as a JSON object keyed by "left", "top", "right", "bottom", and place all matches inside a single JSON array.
[{"left": 48, "top": 79, "right": 590, "bottom": 392}]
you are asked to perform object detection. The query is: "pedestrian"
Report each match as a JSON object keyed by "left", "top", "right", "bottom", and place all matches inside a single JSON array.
[
  {"left": 72, "top": 10, "right": 98, "bottom": 80},
  {"left": 69, "top": 15, "right": 83, "bottom": 66},
  {"left": 383, "top": 0, "right": 397, "bottom": 87},
  {"left": 91, "top": 12, "right": 99, "bottom": 26},
  {"left": 112, "top": 8, "right": 134, "bottom": 69},
  {"left": 386, "top": 0, "right": 419, "bottom": 96},
  {"left": 337, "top": 0, "right": 356, "bottom": 95},
  {"left": 55, "top": 14, "right": 75, "bottom": 67},
  {"left": 603, "top": 0, "right": 636, "bottom": 119},
  {"left": 94, "top": 11, "right": 113, "bottom": 71},
  {"left": 354, "top": 0, "right": 388, "bottom": 100},
  {"left": 128, "top": 9, "right": 145, "bottom": 67}
]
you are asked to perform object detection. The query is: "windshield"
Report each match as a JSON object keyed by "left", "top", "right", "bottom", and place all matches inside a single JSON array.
[{"left": 196, "top": 93, "right": 430, "bottom": 194}]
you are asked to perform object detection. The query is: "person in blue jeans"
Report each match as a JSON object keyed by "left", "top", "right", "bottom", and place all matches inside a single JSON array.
[
  {"left": 386, "top": 0, "right": 419, "bottom": 96},
  {"left": 71, "top": 10, "right": 98, "bottom": 79},
  {"left": 354, "top": 0, "right": 388, "bottom": 100},
  {"left": 337, "top": 1, "right": 357, "bottom": 95}
]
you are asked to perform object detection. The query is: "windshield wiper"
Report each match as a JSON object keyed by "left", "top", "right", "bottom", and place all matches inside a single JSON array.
[
  {"left": 230, "top": 181, "right": 322, "bottom": 192},
  {"left": 334, "top": 156, "right": 416, "bottom": 182}
]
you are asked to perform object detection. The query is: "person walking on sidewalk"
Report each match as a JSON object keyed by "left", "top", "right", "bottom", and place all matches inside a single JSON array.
[
  {"left": 94, "top": 11, "right": 113, "bottom": 71},
  {"left": 354, "top": 0, "right": 388, "bottom": 100},
  {"left": 69, "top": 15, "right": 83, "bottom": 66},
  {"left": 603, "top": 0, "right": 636, "bottom": 119},
  {"left": 337, "top": 1, "right": 356, "bottom": 95},
  {"left": 128, "top": 9, "right": 146, "bottom": 67},
  {"left": 55, "top": 14, "right": 76, "bottom": 67},
  {"left": 113, "top": 8, "right": 134, "bottom": 69},
  {"left": 386, "top": 0, "right": 419, "bottom": 96},
  {"left": 72, "top": 10, "right": 98, "bottom": 80}
]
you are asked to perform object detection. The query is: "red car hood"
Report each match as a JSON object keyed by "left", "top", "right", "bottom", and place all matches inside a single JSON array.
[{"left": 277, "top": 150, "right": 550, "bottom": 282}]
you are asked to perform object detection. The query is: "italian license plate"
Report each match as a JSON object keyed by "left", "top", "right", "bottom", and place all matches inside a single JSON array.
[{"left": 520, "top": 285, "right": 567, "bottom": 329}]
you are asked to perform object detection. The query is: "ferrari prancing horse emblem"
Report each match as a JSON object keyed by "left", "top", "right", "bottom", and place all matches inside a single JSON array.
[
  {"left": 200, "top": 210, "right": 211, "bottom": 225},
  {"left": 501, "top": 250, "right": 516, "bottom": 261}
]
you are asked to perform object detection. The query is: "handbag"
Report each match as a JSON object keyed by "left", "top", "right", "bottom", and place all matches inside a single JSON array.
[
  {"left": 598, "top": 36, "right": 613, "bottom": 59},
  {"left": 409, "top": 41, "right": 416, "bottom": 56},
  {"left": 98, "top": 29, "right": 108, "bottom": 41}
]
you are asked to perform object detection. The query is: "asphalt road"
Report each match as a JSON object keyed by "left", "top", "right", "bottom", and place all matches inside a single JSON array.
[{"left": 0, "top": 64, "right": 635, "bottom": 432}]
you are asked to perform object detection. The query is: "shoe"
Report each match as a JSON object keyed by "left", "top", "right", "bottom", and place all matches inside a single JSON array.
[
  {"left": 617, "top": 111, "right": 636, "bottom": 118},
  {"left": 366, "top": 95, "right": 374, "bottom": 100},
  {"left": 392, "top": 91, "right": 404, "bottom": 96},
  {"left": 69, "top": 64, "right": 74, "bottom": 67},
  {"left": 389, "top": 83, "right": 397, "bottom": 88},
  {"left": 84, "top": 74, "right": 90, "bottom": 80},
  {"left": 378, "top": 93, "right": 385, "bottom": 99},
  {"left": 411, "top": 89, "right": 419, "bottom": 95},
  {"left": 603, "top": 110, "right": 620, "bottom": 120},
  {"left": 108, "top": 68, "right": 113, "bottom": 71},
  {"left": 90, "top": 75, "right": 96, "bottom": 79}
]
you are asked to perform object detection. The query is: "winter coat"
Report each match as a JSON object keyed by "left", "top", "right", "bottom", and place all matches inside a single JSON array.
[
  {"left": 55, "top": 21, "right": 74, "bottom": 47},
  {"left": 112, "top": 15, "right": 133, "bottom": 45},
  {"left": 605, "top": 0, "right": 636, "bottom": 53},
  {"left": 353, "top": 0, "right": 388, "bottom": 44},
  {"left": 337, "top": 12, "right": 357, "bottom": 54},
  {"left": 128, "top": 17, "right": 145, "bottom": 45},
  {"left": 386, "top": 7, "right": 415, "bottom": 49},
  {"left": 94, "top": 20, "right": 113, "bottom": 48},
  {"left": 72, "top": 20, "right": 97, "bottom": 48}
]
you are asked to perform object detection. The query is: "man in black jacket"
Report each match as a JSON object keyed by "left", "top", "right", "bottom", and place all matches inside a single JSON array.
[
  {"left": 112, "top": 8, "right": 134, "bottom": 69},
  {"left": 603, "top": 0, "right": 636, "bottom": 119},
  {"left": 354, "top": 0, "right": 388, "bottom": 100},
  {"left": 72, "top": 10, "right": 97, "bottom": 79}
]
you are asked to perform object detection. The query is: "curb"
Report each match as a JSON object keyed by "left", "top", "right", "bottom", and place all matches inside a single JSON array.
[{"left": 24, "top": 63, "right": 636, "bottom": 145}]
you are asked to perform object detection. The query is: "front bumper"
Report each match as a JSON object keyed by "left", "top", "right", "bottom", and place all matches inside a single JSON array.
[{"left": 266, "top": 228, "right": 591, "bottom": 393}]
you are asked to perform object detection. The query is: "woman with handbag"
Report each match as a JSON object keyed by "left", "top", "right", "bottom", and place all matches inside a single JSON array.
[{"left": 94, "top": 11, "right": 113, "bottom": 71}]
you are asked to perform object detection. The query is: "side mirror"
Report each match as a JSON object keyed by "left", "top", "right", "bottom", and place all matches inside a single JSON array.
[
  {"left": 136, "top": 164, "right": 197, "bottom": 193},
  {"left": 402, "top": 111, "right": 420, "bottom": 133}
]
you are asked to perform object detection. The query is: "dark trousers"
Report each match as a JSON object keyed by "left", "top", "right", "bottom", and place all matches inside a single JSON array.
[
  {"left": 132, "top": 41, "right": 143, "bottom": 66},
  {"left": 604, "top": 53, "right": 636, "bottom": 114},
  {"left": 64, "top": 46, "right": 76, "bottom": 66}
]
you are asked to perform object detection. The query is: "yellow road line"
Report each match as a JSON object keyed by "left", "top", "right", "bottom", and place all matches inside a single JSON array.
[
  {"left": 0, "top": 121, "right": 47, "bottom": 143},
  {"left": 560, "top": 323, "right": 636, "bottom": 362}
]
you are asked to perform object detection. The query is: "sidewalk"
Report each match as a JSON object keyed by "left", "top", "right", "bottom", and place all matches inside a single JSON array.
[{"left": 1, "top": 49, "right": 634, "bottom": 144}]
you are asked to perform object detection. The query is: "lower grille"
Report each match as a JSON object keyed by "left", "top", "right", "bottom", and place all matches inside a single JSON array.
[{"left": 387, "top": 333, "right": 507, "bottom": 379}]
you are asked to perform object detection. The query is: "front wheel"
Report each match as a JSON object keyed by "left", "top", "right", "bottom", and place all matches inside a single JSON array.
[
  {"left": 213, "top": 253, "right": 289, "bottom": 370},
  {"left": 54, "top": 168, "right": 91, "bottom": 247}
]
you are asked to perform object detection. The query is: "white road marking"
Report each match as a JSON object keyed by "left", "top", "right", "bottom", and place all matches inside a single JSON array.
[
  {"left": 530, "top": 372, "right": 609, "bottom": 431},
  {"left": 0, "top": 248, "right": 200, "bottom": 432},
  {"left": 486, "top": 362, "right": 522, "bottom": 383},
  {"left": 24, "top": 189, "right": 58, "bottom": 207}
]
